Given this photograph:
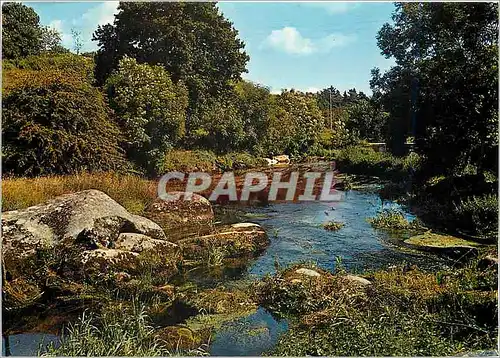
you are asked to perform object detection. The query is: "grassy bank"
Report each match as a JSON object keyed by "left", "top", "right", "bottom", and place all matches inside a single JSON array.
[
  {"left": 332, "top": 145, "right": 498, "bottom": 242},
  {"left": 2, "top": 150, "right": 267, "bottom": 213},
  {"left": 256, "top": 252, "right": 498, "bottom": 356},
  {"left": 2, "top": 172, "right": 158, "bottom": 214}
]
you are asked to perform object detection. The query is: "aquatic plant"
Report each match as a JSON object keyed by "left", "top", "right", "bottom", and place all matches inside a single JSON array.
[
  {"left": 322, "top": 221, "right": 345, "bottom": 231},
  {"left": 368, "top": 208, "right": 423, "bottom": 231}
]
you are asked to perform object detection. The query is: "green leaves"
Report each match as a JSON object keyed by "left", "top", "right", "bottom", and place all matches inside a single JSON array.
[
  {"left": 2, "top": 3, "right": 42, "bottom": 59},
  {"left": 106, "top": 57, "right": 189, "bottom": 175},
  {"left": 2, "top": 56, "right": 127, "bottom": 176},
  {"left": 373, "top": 2, "right": 498, "bottom": 175}
]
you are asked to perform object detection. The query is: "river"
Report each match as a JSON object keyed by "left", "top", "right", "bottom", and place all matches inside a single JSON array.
[{"left": 2, "top": 187, "right": 448, "bottom": 356}]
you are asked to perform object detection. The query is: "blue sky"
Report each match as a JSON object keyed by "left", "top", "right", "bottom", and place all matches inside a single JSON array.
[{"left": 25, "top": 1, "right": 396, "bottom": 94}]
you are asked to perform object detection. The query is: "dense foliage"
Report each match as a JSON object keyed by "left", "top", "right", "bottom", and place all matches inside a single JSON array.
[
  {"left": 373, "top": 2, "right": 499, "bottom": 176},
  {"left": 2, "top": 3, "right": 42, "bottom": 59},
  {"left": 106, "top": 57, "right": 189, "bottom": 174},
  {"left": 2, "top": 63, "right": 127, "bottom": 176},
  {"left": 93, "top": 2, "right": 249, "bottom": 116}
]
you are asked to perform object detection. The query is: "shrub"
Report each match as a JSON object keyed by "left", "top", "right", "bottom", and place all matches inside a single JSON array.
[
  {"left": 2, "top": 69, "right": 128, "bottom": 177},
  {"left": 332, "top": 145, "right": 420, "bottom": 180},
  {"left": 161, "top": 150, "right": 218, "bottom": 173},
  {"left": 106, "top": 57, "right": 189, "bottom": 175},
  {"left": 454, "top": 194, "right": 498, "bottom": 239},
  {"left": 3, "top": 53, "right": 94, "bottom": 83}
]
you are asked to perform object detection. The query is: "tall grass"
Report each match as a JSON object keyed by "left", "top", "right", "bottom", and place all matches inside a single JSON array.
[
  {"left": 2, "top": 172, "right": 157, "bottom": 214},
  {"left": 42, "top": 303, "right": 171, "bottom": 356}
]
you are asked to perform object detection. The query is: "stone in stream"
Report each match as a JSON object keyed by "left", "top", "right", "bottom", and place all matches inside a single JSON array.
[
  {"left": 403, "top": 232, "right": 480, "bottom": 260},
  {"left": 144, "top": 191, "right": 214, "bottom": 240},
  {"left": 178, "top": 222, "right": 269, "bottom": 263},
  {"left": 1, "top": 190, "right": 181, "bottom": 310}
]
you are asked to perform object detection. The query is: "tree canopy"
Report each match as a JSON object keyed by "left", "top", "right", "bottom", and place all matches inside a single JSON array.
[
  {"left": 372, "top": 2, "right": 499, "bottom": 175},
  {"left": 2, "top": 2, "right": 42, "bottom": 59},
  {"left": 93, "top": 2, "right": 249, "bottom": 117}
]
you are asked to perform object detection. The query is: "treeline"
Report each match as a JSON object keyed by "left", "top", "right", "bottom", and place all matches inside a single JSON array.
[
  {"left": 2, "top": 2, "right": 498, "bottom": 185},
  {"left": 2, "top": 2, "right": 384, "bottom": 177}
]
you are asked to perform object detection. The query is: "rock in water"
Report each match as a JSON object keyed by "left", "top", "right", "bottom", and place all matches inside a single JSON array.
[
  {"left": 144, "top": 191, "right": 214, "bottom": 240},
  {"left": 178, "top": 222, "right": 269, "bottom": 263},
  {"left": 1, "top": 190, "right": 180, "bottom": 309}
]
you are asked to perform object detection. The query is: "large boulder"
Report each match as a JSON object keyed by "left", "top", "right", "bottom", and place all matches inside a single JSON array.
[
  {"left": 1, "top": 190, "right": 180, "bottom": 309},
  {"left": 144, "top": 192, "right": 214, "bottom": 241}
]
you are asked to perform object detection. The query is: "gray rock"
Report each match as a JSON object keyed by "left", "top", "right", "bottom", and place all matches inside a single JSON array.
[
  {"left": 345, "top": 274, "right": 372, "bottom": 286},
  {"left": 295, "top": 268, "right": 321, "bottom": 277},
  {"left": 144, "top": 192, "right": 214, "bottom": 241},
  {"left": 114, "top": 232, "right": 178, "bottom": 253},
  {"left": 2, "top": 189, "right": 169, "bottom": 276}
]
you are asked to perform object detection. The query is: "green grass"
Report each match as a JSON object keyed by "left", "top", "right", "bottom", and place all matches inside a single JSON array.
[
  {"left": 368, "top": 208, "right": 423, "bottom": 231},
  {"left": 331, "top": 146, "right": 421, "bottom": 181},
  {"left": 256, "top": 253, "right": 498, "bottom": 356},
  {"left": 42, "top": 304, "right": 174, "bottom": 356}
]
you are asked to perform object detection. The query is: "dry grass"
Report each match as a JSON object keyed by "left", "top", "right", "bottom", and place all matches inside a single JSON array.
[{"left": 2, "top": 172, "right": 158, "bottom": 214}]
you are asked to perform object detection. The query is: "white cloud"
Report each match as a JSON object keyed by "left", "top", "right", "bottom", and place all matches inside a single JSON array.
[
  {"left": 263, "top": 27, "right": 355, "bottom": 55},
  {"left": 265, "top": 27, "right": 314, "bottom": 55},
  {"left": 45, "top": 2, "right": 119, "bottom": 52},
  {"left": 81, "top": 1, "right": 119, "bottom": 28}
]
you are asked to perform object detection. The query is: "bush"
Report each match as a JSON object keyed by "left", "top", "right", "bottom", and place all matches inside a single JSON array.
[
  {"left": 454, "top": 194, "right": 498, "bottom": 239},
  {"left": 2, "top": 69, "right": 128, "bottom": 177},
  {"left": 332, "top": 145, "right": 420, "bottom": 180},
  {"left": 161, "top": 150, "right": 218, "bottom": 173},
  {"left": 3, "top": 53, "right": 94, "bottom": 83},
  {"left": 160, "top": 150, "right": 265, "bottom": 173},
  {"left": 106, "top": 57, "right": 189, "bottom": 175}
]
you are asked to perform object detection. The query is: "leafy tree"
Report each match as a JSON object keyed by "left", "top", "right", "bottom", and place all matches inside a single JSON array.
[
  {"left": 93, "top": 1, "right": 249, "bottom": 126},
  {"left": 374, "top": 2, "right": 498, "bottom": 173},
  {"left": 40, "top": 26, "right": 68, "bottom": 53},
  {"left": 189, "top": 98, "right": 245, "bottom": 154},
  {"left": 2, "top": 3, "right": 42, "bottom": 59},
  {"left": 105, "top": 57, "right": 189, "bottom": 174},
  {"left": 267, "top": 90, "right": 324, "bottom": 156},
  {"left": 2, "top": 68, "right": 127, "bottom": 176},
  {"left": 233, "top": 80, "right": 273, "bottom": 154},
  {"left": 347, "top": 98, "right": 389, "bottom": 142}
]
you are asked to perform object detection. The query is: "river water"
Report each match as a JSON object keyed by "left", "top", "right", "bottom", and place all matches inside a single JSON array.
[{"left": 3, "top": 188, "right": 446, "bottom": 356}]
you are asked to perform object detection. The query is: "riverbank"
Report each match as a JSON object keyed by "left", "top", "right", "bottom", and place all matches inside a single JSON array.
[{"left": 2, "top": 154, "right": 498, "bottom": 356}]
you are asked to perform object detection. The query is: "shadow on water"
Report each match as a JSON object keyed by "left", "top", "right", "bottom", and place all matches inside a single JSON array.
[
  {"left": 209, "top": 307, "right": 288, "bottom": 356},
  {"left": 2, "top": 333, "right": 60, "bottom": 356}
]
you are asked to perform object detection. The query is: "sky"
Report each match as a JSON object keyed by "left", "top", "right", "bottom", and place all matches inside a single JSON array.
[{"left": 24, "top": 1, "right": 397, "bottom": 94}]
